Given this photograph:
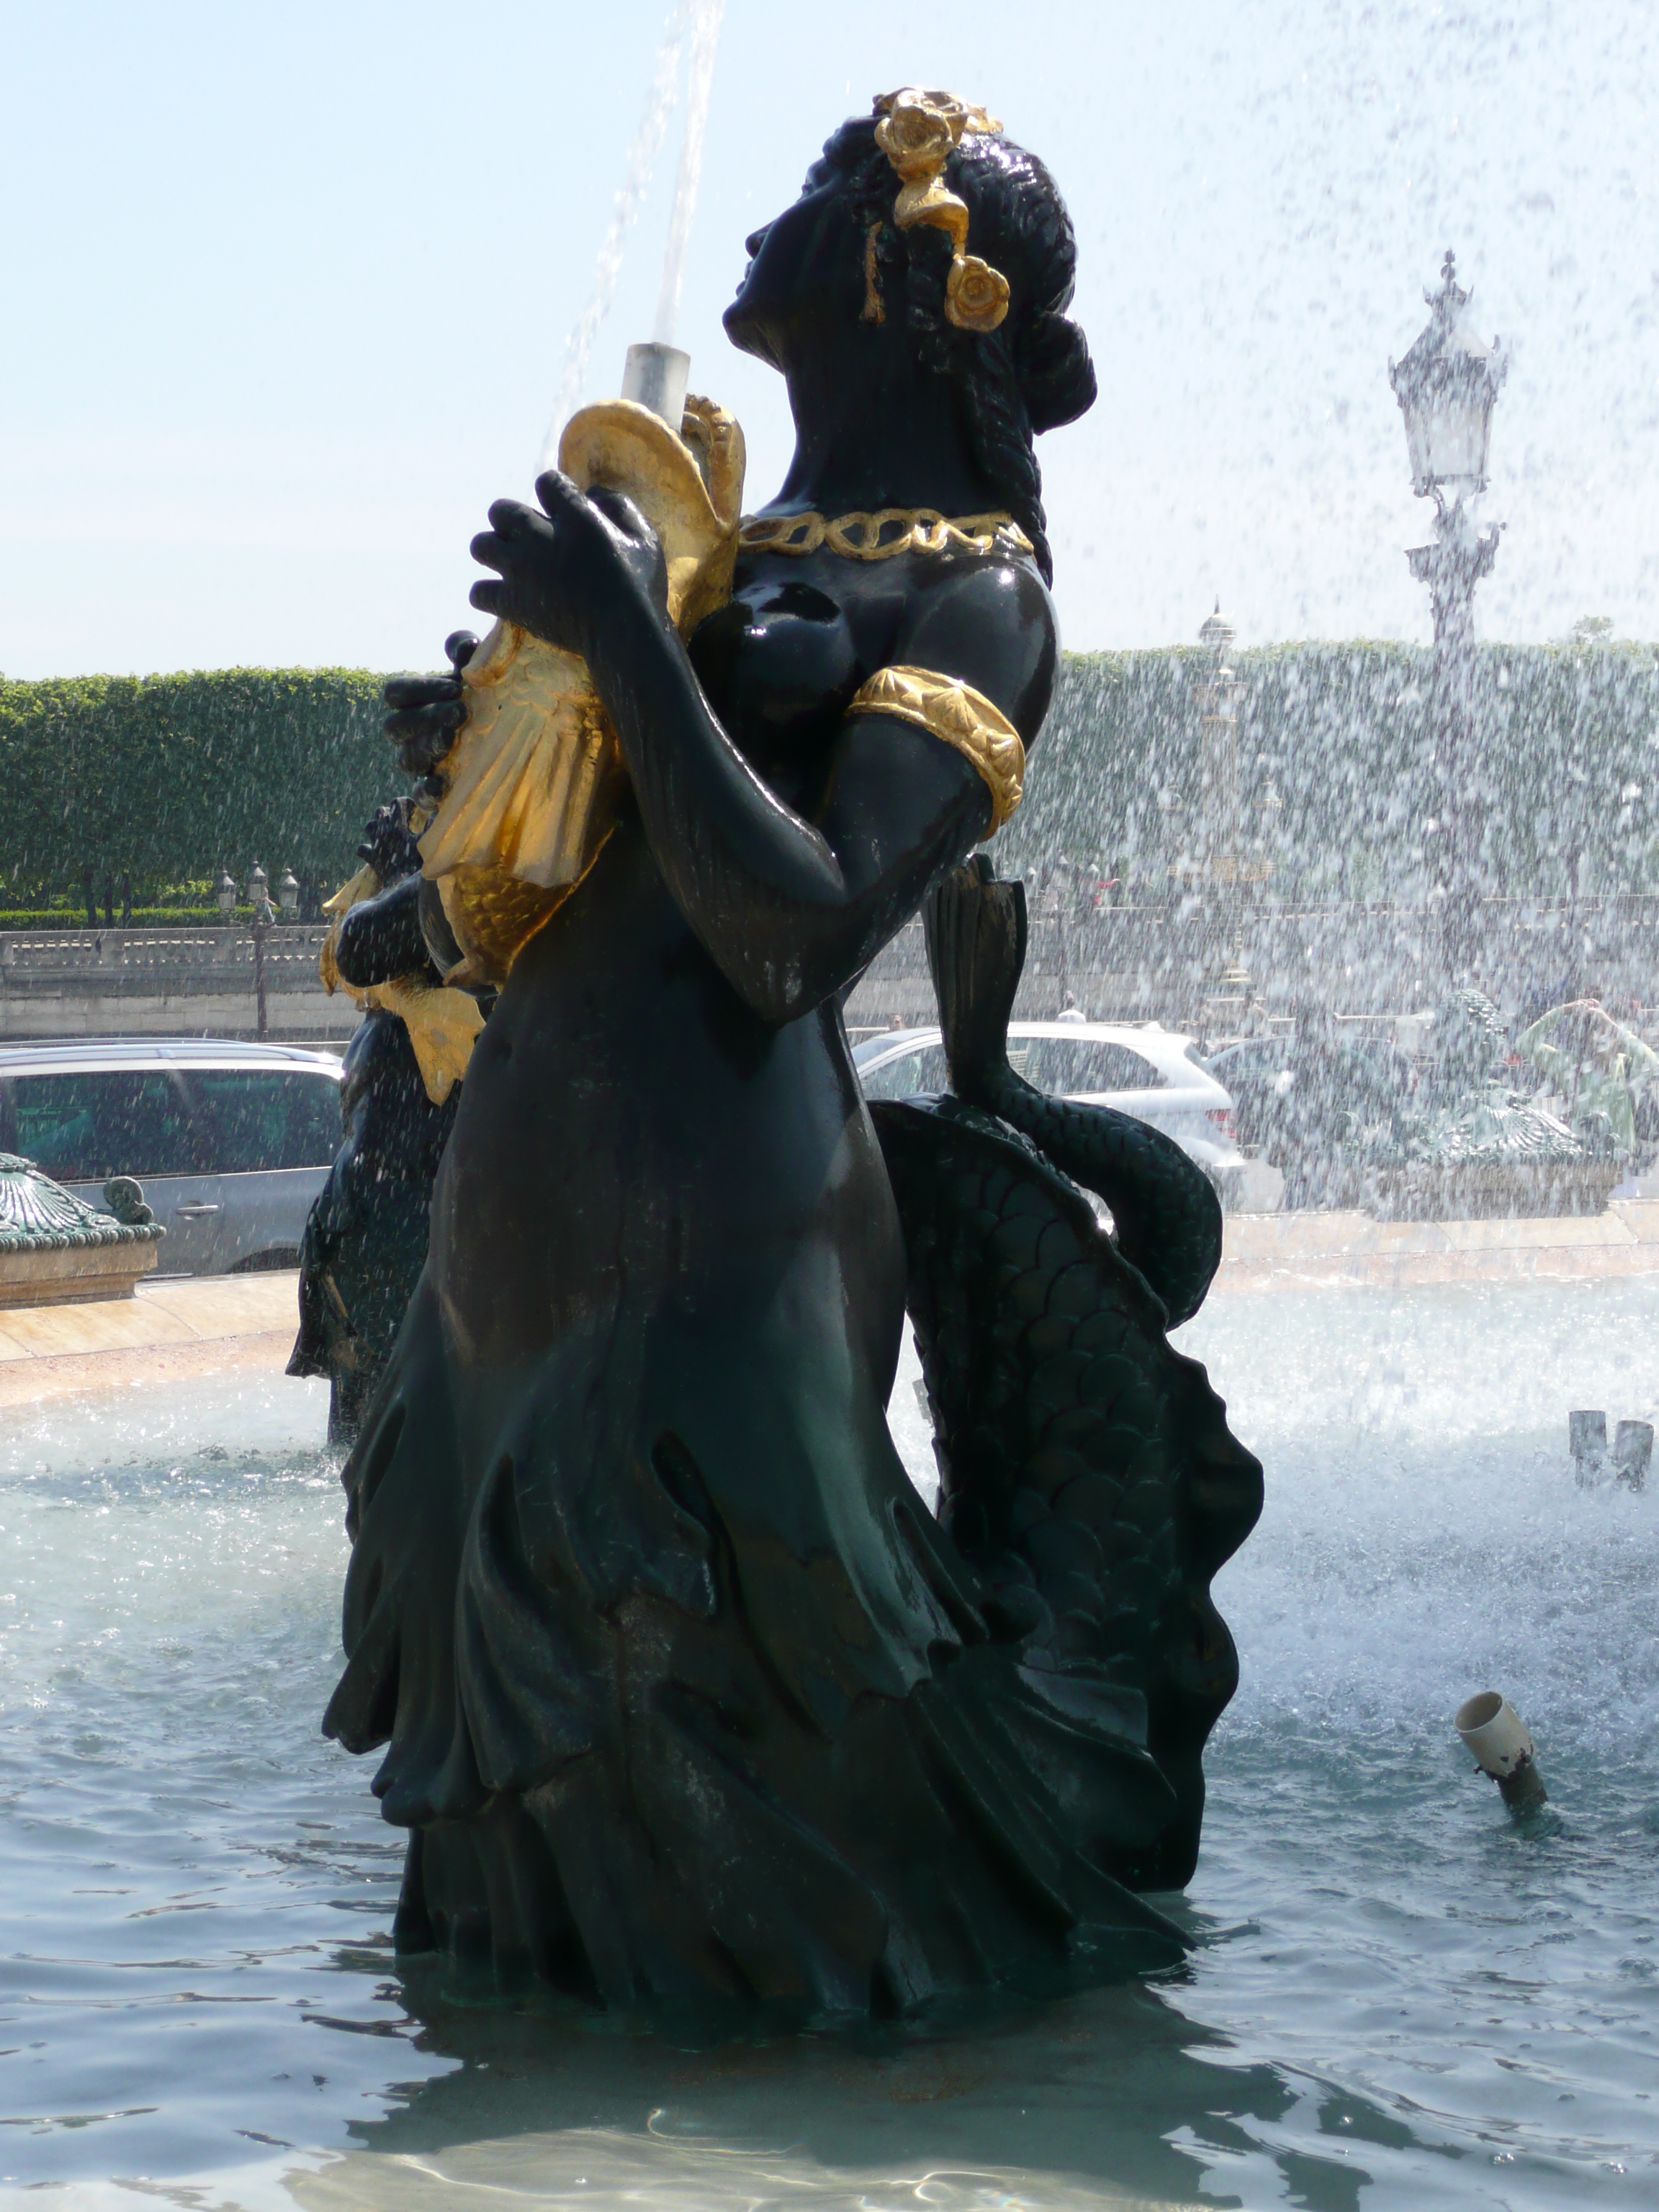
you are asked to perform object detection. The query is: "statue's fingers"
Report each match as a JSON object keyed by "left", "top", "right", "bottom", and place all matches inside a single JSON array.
[
  {"left": 469, "top": 529, "right": 508, "bottom": 572},
  {"left": 585, "top": 485, "right": 655, "bottom": 543},
  {"left": 384, "top": 673, "right": 462, "bottom": 710},
  {"left": 484, "top": 497, "right": 544, "bottom": 539},
  {"left": 396, "top": 727, "right": 457, "bottom": 774},
  {"left": 532, "top": 468, "right": 588, "bottom": 521},
  {"left": 469, "top": 579, "right": 509, "bottom": 619},
  {"left": 384, "top": 699, "right": 464, "bottom": 747}
]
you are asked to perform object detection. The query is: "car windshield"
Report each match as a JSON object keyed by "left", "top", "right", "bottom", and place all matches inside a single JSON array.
[
  {"left": 860, "top": 1035, "right": 1164, "bottom": 1100},
  {"left": 4, "top": 1070, "right": 199, "bottom": 1182},
  {"left": 1015, "top": 1038, "right": 1161, "bottom": 1092},
  {"left": 188, "top": 1070, "right": 341, "bottom": 1172},
  {"left": 859, "top": 1043, "right": 949, "bottom": 1099}
]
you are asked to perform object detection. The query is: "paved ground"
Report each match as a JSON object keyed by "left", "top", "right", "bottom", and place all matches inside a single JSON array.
[
  {"left": 1215, "top": 1198, "right": 1659, "bottom": 1290},
  {"left": 4, "top": 1201, "right": 1653, "bottom": 1407},
  {"left": 0, "top": 1269, "right": 301, "bottom": 1407}
]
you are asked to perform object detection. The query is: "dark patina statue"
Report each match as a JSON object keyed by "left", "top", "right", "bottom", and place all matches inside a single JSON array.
[
  {"left": 289, "top": 796, "right": 482, "bottom": 1443},
  {"left": 324, "top": 90, "right": 1260, "bottom": 2018}
]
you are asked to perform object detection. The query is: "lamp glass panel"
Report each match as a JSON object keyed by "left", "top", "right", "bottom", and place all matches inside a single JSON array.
[{"left": 1424, "top": 395, "right": 1489, "bottom": 483}]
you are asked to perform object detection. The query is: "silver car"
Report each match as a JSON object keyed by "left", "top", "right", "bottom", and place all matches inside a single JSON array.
[
  {"left": 0, "top": 1038, "right": 343, "bottom": 1273},
  {"left": 853, "top": 1017, "right": 1267, "bottom": 1204}
]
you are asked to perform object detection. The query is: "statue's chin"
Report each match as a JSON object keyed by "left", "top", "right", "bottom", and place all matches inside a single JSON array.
[{"left": 721, "top": 297, "right": 781, "bottom": 371}]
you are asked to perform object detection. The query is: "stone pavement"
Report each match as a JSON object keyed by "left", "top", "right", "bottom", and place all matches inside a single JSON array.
[
  {"left": 0, "top": 1269, "right": 301, "bottom": 1406},
  {"left": 1213, "top": 1199, "right": 1659, "bottom": 1292},
  {"left": 1, "top": 1203, "right": 1650, "bottom": 1407}
]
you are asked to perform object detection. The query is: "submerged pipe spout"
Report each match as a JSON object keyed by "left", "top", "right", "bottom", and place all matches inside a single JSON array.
[{"left": 1456, "top": 1689, "right": 1547, "bottom": 1809}]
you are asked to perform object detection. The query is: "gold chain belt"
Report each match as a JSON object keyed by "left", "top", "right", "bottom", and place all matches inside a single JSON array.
[{"left": 738, "top": 508, "right": 1033, "bottom": 562}]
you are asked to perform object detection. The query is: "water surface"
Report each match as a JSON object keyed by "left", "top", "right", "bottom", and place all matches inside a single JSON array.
[{"left": 2, "top": 1285, "right": 1656, "bottom": 2207}]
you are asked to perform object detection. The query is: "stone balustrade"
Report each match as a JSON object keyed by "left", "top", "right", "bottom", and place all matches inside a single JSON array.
[
  {"left": 0, "top": 925, "right": 355, "bottom": 1042},
  {"left": 4, "top": 889, "right": 1657, "bottom": 1046}
]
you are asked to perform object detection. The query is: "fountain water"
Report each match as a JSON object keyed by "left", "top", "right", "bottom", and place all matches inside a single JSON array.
[
  {"left": 540, "top": 1, "right": 692, "bottom": 469},
  {"left": 540, "top": 0, "right": 725, "bottom": 471},
  {"left": 652, "top": 0, "right": 724, "bottom": 349},
  {"left": 4, "top": 1279, "right": 1656, "bottom": 2205}
]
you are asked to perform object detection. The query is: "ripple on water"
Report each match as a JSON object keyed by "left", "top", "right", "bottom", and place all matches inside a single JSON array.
[{"left": 1, "top": 1287, "right": 1657, "bottom": 2208}]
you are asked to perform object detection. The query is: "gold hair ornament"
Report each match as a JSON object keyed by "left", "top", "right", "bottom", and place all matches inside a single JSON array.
[
  {"left": 849, "top": 665, "right": 1025, "bottom": 832},
  {"left": 739, "top": 507, "right": 1033, "bottom": 562},
  {"left": 871, "top": 88, "right": 1010, "bottom": 334}
]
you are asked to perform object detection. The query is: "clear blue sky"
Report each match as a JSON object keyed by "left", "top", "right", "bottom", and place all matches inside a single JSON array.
[{"left": 1, "top": 0, "right": 1653, "bottom": 677}]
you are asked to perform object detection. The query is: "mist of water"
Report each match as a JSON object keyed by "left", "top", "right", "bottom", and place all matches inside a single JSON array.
[
  {"left": 652, "top": 0, "right": 724, "bottom": 349},
  {"left": 539, "top": 0, "right": 694, "bottom": 470}
]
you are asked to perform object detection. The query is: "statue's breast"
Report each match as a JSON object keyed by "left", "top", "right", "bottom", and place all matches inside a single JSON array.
[{"left": 689, "top": 573, "right": 864, "bottom": 777}]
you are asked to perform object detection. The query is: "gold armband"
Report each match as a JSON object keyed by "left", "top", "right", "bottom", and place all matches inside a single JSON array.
[{"left": 848, "top": 665, "right": 1025, "bottom": 833}]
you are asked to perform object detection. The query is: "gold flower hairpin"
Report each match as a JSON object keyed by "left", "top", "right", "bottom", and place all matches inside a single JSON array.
[{"left": 869, "top": 88, "right": 1009, "bottom": 334}]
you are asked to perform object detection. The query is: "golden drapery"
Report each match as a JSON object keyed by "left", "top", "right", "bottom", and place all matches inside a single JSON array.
[
  {"left": 318, "top": 859, "right": 485, "bottom": 1106},
  {"left": 417, "top": 397, "right": 747, "bottom": 985}
]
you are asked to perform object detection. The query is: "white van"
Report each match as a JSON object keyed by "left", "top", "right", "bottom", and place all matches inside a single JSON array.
[{"left": 0, "top": 1038, "right": 343, "bottom": 1274}]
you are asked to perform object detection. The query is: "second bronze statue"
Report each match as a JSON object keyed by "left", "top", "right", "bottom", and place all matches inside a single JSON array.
[{"left": 326, "top": 86, "right": 1260, "bottom": 2022}]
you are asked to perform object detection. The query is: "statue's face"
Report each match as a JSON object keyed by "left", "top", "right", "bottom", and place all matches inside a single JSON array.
[{"left": 723, "top": 152, "right": 866, "bottom": 372}]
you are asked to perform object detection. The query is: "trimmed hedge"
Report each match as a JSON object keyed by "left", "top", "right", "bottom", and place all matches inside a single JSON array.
[
  {"left": 0, "top": 907, "right": 266, "bottom": 931},
  {"left": 997, "top": 640, "right": 1659, "bottom": 904},
  {"left": 0, "top": 668, "right": 392, "bottom": 908},
  {"left": 3, "top": 646, "right": 1656, "bottom": 914}
]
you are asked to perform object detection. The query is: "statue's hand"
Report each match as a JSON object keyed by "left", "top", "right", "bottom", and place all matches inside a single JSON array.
[
  {"left": 384, "top": 631, "right": 477, "bottom": 775},
  {"left": 356, "top": 801, "right": 424, "bottom": 885},
  {"left": 468, "top": 474, "right": 669, "bottom": 657}
]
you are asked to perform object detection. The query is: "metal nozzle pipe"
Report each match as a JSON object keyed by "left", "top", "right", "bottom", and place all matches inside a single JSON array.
[
  {"left": 1455, "top": 1689, "right": 1547, "bottom": 1809},
  {"left": 621, "top": 342, "right": 690, "bottom": 430}
]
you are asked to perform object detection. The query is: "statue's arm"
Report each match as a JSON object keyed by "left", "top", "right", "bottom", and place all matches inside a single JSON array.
[
  {"left": 333, "top": 874, "right": 440, "bottom": 990},
  {"left": 469, "top": 475, "right": 1056, "bottom": 1023}
]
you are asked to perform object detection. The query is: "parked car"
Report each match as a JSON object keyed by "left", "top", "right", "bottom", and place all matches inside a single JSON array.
[
  {"left": 0, "top": 1038, "right": 343, "bottom": 1274},
  {"left": 853, "top": 1019, "right": 1272, "bottom": 1206},
  {"left": 1205, "top": 1028, "right": 1416, "bottom": 1208}
]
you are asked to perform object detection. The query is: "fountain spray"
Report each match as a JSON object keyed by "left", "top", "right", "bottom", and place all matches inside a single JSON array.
[
  {"left": 621, "top": 0, "right": 724, "bottom": 428},
  {"left": 421, "top": 4, "right": 740, "bottom": 992},
  {"left": 544, "top": 0, "right": 726, "bottom": 457}
]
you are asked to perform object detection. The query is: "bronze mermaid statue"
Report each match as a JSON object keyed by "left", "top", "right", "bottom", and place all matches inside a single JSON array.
[
  {"left": 288, "top": 791, "right": 485, "bottom": 1444},
  {"left": 325, "top": 89, "right": 1261, "bottom": 2019}
]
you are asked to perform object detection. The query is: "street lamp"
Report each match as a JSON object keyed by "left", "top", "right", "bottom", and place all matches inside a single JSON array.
[
  {"left": 215, "top": 868, "right": 237, "bottom": 920},
  {"left": 276, "top": 867, "right": 300, "bottom": 920},
  {"left": 1191, "top": 603, "right": 1270, "bottom": 1033},
  {"left": 247, "top": 863, "right": 275, "bottom": 1038},
  {"left": 1389, "top": 248, "right": 1507, "bottom": 981}
]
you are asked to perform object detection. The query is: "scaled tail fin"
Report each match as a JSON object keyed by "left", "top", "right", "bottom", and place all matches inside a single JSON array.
[{"left": 924, "top": 857, "right": 1026, "bottom": 1105}]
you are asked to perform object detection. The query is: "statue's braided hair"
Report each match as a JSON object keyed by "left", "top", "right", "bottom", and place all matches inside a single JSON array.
[{"left": 824, "top": 116, "right": 1096, "bottom": 585}]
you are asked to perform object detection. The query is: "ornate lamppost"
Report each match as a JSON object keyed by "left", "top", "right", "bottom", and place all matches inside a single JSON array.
[
  {"left": 1182, "top": 603, "right": 1272, "bottom": 1030},
  {"left": 1390, "top": 249, "right": 1506, "bottom": 982},
  {"left": 248, "top": 862, "right": 276, "bottom": 1039}
]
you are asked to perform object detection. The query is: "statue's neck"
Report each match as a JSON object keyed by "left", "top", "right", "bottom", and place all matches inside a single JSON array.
[{"left": 765, "top": 331, "right": 1004, "bottom": 518}]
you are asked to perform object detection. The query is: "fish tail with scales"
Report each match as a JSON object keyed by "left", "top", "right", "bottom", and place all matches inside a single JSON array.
[
  {"left": 923, "top": 856, "right": 1223, "bottom": 1327},
  {"left": 870, "top": 858, "right": 1262, "bottom": 1890}
]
